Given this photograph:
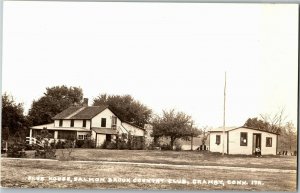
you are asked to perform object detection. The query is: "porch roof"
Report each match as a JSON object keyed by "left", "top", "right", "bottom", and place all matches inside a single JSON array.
[
  {"left": 92, "top": 128, "right": 118, "bottom": 135},
  {"left": 30, "top": 123, "right": 90, "bottom": 131}
]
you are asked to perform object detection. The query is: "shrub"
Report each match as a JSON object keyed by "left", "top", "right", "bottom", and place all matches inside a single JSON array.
[
  {"left": 75, "top": 140, "right": 84, "bottom": 148},
  {"left": 7, "top": 142, "right": 27, "bottom": 158},
  {"left": 82, "top": 139, "right": 96, "bottom": 148},
  {"left": 160, "top": 143, "right": 173, "bottom": 150},
  {"left": 55, "top": 140, "right": 66, "bottom": 149},
  {"left": 174, "top": 142, "right": 182, "bottom": 151},
  {"left": 34, "top": 140, "right": 56, "bottom": 159},
  {"left": 106, "top": 141, "right": 117, "bottom": 149},
  {"left": 58, "top": 140, "right": 75, "bottom": 161}
]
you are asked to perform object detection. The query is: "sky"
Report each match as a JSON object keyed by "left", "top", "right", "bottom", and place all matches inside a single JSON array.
[{"left": 2, "top": 2, "right": 298, "bottom": 128}]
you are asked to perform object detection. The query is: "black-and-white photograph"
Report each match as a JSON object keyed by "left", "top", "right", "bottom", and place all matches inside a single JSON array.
[{"left": 1, "top": 1, "right": 298, "bottom": 191}]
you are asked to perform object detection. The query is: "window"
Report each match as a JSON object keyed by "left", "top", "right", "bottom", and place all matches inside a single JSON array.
[
  {"left": 78, "top": 135, "right": 88, "bottom": 140},
  {"left": 82, "top": 120, "right": 86, "bottom": 127},
  {"left": 240, "top": 132, "right": 248, "bottom": 146},
  {"left": 59, "top": 120, "right": 63, "bottom": 127},
  {"left": 101, "top": 118, "right": 106, "bottom": 127},
  {"left": 70, "top": 120, "right": 74, "bottom": 127},
  {"left": 266, "top": 137, "right": 272, "bottom": 147},
  {"left": 216, "top": 135, "right": 221, "bottom": 145},
  {"left": 112, "top": 116, "right": 117, "bottom": 129}
]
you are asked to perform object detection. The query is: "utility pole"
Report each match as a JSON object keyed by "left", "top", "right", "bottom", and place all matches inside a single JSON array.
[
  {"left": 191, "top": 122, "right": 193, "bottom": 151},
  {"left": 222, "top": 72, "right": 227, "bottom": 156}
]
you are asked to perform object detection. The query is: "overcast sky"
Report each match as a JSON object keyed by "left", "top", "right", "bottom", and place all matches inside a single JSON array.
[{"left": 2, "top": 2, "right": 298, "bottom": 128}]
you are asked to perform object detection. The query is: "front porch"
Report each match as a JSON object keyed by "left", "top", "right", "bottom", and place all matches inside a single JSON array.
[{"left": 28, "top": 123, "right": 92, "bottom": 145}]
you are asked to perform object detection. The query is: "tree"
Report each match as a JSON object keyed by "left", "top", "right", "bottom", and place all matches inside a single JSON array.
[
  {"left": 93, "top": 94, "right": 152, "bottom": 127},
  {"left": 244, "top": 117, "right": 281, "bottom": 134},
  {"left": 151, "top": 109, "right": 201, "bottom": 148},
  {"left": 278, "top": 121, "right": 297, "bottom": 154},
  {"left": 27, "top": 85, "right": 83, "bottom": 126},
  {"left": 244, "top": 108, "right": 288, "bottom": 134},
  {"left": 2, "top": 93, "right": 27, "bottom": 138}
]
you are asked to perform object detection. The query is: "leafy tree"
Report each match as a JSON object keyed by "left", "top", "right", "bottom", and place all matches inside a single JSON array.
[
  {"left": 93, "top": 94, "right": 152, "bottom": 127},
  {"left": 1, "top": 93, "right": 27, "bottom": 137},
  {"left": 151, "top": 109, "right": 201, "bottom": 148},
  {"left": 27, "top": 85, "right": 83, "bottom": 126},
  {"left": 244, "top": 117, "right": 281, "bottom": 134},
  {"left": 245, "top": 108, "right": 287, "bottom": 134},
  {"left": 278, "top": 121, "right": 297, "bottom": 154}
]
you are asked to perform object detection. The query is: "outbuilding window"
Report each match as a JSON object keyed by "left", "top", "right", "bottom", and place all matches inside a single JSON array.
[
  {"left": 266, "top": 137, "right": 272, "bottom": 147},
  {"left": 240, "top": 132, "right": 248, "bottom": 146},
  {"left": 216, "top": 135, "right": 221, "bottom": 145}
]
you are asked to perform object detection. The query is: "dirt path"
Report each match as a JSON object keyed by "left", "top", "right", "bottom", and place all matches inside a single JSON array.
[{"left": 2, "top": 157, "right": 296, "bottom": 174}]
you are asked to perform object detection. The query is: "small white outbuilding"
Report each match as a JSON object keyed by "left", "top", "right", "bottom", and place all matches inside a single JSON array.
[{"left": 208, "top": 126, "right": 279, "bottom": 155}]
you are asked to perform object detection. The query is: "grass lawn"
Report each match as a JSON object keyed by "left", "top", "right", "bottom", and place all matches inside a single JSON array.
[
  {"left": 1, "top": 149, "right": 297, "bottom": 191},
  {"left": 54, "top": 149, "right": 297, "bottom": 170}
]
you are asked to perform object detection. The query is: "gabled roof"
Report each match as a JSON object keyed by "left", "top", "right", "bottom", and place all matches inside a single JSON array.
[
  {"left": 52, "top": 105, "right": 109, "bottom": 120},
  {"left": 92, "top": 128, "right": 118, "bottom": 135},
  {"left": 209, "top": 126, "right": 237, "bottom": 132},
  {"left": 52, "top": 106, "right": 83, "bottom": 119},
  {"left": 70, "top": 106, "right": 109, "bottom": 119}
]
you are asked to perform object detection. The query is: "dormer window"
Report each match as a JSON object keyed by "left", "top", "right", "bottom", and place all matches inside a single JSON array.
[{"left": 70, "top": 120, "right": 74, "bottom": 127}]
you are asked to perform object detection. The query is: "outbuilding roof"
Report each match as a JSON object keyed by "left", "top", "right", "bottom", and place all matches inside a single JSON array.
[
  {"left": 52, "top": 105, "right": 109, "bottom": 120},
  {"left": 209, "top": 126, "right": 279, "bottom": 135}
]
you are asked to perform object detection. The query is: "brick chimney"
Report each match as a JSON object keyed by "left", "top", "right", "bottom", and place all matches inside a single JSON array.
[{"left": 83, "top": 98, "right": 89, "bottom": 107}]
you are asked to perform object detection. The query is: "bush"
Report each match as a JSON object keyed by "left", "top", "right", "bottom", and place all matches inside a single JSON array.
[
  {"left": 106, "top": 141, "right": 117, "bottom": 149},
  {"left": 82, "top": 139, "right": 96, "bottom": 148},
  {"left": 75, "top": 140, "right": 84, "bottom": 148},
  {"left": 160, "top": 144, "right": 173, "bottom": 151},
  {"left": 57, "top": 140, "right": 75, "bottom": 161},
  {"left": 34, "top": 140, "right": 56, "bottom": 159},
  {"left": 55, "top": 140, "right": 66, "bottom": 149},
  {"left": 7, "top": 142, "right": 27, "bottom": 158},
  {"left": 174, "top": 142, "right": 182, "bottom": 151}
]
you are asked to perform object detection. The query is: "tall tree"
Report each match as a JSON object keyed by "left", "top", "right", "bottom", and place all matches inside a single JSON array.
[
  {"left": 93, "top": 94, "right": 152, "bottom": 127},
  {"left": 244, "top": 117, "right": 282, "bottom": 134},
  {"left": 244, "top": 108, "right": 288, "bottom": 134},
  {"left": 278, "top": 121, "right": 297, "bottom": 154},
  {"left": 151, "top": 109, "right": 201, "bottom": 148},
  {"left": 27, "top": 85, "right": 83, "bottom": 126},
  {"left": 2, "top": 93, "right": 27, "bottom": 138}
]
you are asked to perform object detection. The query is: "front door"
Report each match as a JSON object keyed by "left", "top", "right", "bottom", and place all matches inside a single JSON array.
[{"left": 252, "top": 133, "right": 262, "bottom": 155}]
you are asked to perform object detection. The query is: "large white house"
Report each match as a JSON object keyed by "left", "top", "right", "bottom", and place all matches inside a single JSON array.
[
  {"left": 209, "top": 126, "right": 279, "bottom": 155},
  {"left": 29, "top": 102, "right": 145, "bottom": 147}
]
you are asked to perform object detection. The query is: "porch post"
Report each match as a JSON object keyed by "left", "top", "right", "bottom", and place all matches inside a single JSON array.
[
  {"left": 54, "top": 131, "right": 58, "bottom": 140},
  {"left": 29, "top": 129, "right": 33, "bottom": 145}
]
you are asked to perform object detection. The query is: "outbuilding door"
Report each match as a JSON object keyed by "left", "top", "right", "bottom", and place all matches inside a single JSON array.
[
  {"left": 252, "top": 133, "right": 261, "bottom": 154},
  {"left": 96, "top": 134, "right": 106, "bottom": 147}
]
